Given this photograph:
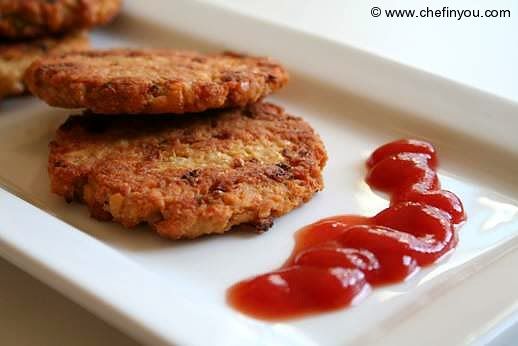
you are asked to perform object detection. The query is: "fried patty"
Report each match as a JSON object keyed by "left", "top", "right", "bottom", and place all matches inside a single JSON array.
[
  {"left": 0, "top": 31, "right": 89, "bottom": 100},
  {"left": 24, "top": 49, "right": 289, "bottom": 114},
  {"left": 49, "top": 102, "right": 327, "bottom": 239},
  {"left": 0, "top": 0, "right": 121, "bottom": 39}
]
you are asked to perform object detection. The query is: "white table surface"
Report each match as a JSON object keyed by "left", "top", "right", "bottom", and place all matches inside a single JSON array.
[{"left": 2, "top": 1, "right": 517, "bottom": 345}]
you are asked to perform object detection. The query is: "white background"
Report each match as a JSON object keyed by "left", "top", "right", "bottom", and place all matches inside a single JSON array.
[{"left": 1, "top": 1, "right": 516, "bottom": 345}]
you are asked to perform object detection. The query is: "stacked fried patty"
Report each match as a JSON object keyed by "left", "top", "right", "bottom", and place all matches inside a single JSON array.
[
  {"left": 49, "top": 103, "right": 326, "bottom": 239},
  {"left": 0, "top": 31, "right": 89, "bottom": 99},
  {"left": 26, "top": 44, "right": 326, "bottom": 239},
  {"left": 25, "top": 49, "right": 289, "bottom": 114},
  {"left": 0, "top": 0, "right": 121, "bottom": 39},
  {"left": 0, "top": 0, "right": 122, "bottom": 100}
]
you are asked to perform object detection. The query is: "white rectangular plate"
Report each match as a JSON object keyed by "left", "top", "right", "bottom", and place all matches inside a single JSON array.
[{"left": 1, "top": 1, "right": 518, "bottom": 345}]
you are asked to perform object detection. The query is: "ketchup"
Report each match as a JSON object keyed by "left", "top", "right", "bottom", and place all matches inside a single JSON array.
[{"left": 228, "top": 139, "right": 466, "bottom": 320}]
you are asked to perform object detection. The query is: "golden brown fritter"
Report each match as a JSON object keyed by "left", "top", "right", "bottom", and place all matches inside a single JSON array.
[
  {"left": 0, "top": 0, "right": 122, "bottom": 39},
  {"left": 24, "top": 49, "right": 289, "bottom": 114},
  {"left": 0, "top": 31, "right": 89, "bottom": 100},
  {"left": 49, "top": 102, "right": 327, "bottom": 239}
]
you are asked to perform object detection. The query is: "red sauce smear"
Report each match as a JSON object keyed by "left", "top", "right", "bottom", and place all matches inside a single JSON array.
[{"left": 227, "top": 139, "right": 466, "bottom": 320}]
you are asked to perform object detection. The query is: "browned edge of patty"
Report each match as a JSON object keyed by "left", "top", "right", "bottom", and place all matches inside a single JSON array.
[
  {"left": 24, "top": 49, "right": 289, "bottom": 114},
  {"left": 0, "top": 0, "right": 122, "bottom": 39},
  {"left": 48, "top": 102, "right": 327, "bottom": 239}
]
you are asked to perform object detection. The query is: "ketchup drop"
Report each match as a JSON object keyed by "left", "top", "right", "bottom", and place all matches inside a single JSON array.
[{"left": 228, "top": 139, "right": 466, "bottom": 320}]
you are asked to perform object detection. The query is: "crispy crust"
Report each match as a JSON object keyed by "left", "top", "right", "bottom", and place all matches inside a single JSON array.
[
  {"left": 0, "top": 0, "right": 121, "bottom": 39},
  {"left": 0, "top": 31, "right": 89, "bottom": 100},
  {"left": 49, "top": 102, "right": 327, "bottom": 239},
  {"left": 24, "top": 49, "right": 290, "bottom": 114}
]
